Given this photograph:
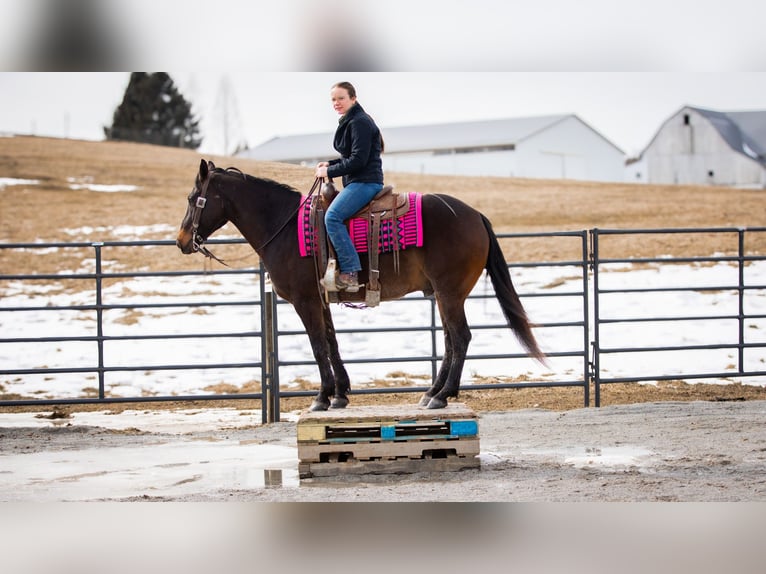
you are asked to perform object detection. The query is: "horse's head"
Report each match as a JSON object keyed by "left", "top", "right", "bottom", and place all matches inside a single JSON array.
[{"left": 176, "top": 159, "right": 229, "bottom": 255}]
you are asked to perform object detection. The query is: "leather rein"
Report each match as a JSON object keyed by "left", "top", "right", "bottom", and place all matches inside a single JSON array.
[{"left": 189, "top": 171, "right": 323, "bottom": 267}]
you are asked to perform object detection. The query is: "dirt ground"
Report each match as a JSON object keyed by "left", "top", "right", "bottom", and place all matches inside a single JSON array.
[
  {"left": 2, "top": 399, "right": 765, "bottom": 501},
  {"left": 228, "top": 399, "right": 766, "bottom": 502}
]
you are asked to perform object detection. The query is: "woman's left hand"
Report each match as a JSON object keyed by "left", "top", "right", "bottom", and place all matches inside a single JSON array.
[{"left": 315, "top": 165, "right": 328, "bottom": 178}]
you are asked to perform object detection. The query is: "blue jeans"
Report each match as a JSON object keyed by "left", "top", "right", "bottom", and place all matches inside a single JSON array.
[{"left": 325, "top": 181, "right": 383, "bottom": 273}]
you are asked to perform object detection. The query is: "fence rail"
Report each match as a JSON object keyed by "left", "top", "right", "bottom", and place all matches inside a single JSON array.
[{"left": 2, "top": 228, "right": 765, "bottom": 420}]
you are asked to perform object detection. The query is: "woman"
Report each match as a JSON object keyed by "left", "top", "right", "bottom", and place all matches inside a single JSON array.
[{"left": 315, "top": 81, "right": 384, "bottom": 292}]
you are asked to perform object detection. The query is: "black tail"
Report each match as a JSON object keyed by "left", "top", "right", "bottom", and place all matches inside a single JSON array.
[{"left": 481, "top": 215, "right": 546, "bottom": 364}]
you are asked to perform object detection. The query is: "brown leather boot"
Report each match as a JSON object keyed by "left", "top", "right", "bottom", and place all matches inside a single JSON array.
[{"left": 336, "top": 271, "right": 360, "bottom": 292}]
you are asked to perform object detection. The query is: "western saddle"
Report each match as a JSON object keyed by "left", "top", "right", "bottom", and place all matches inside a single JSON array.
[{"left": 311, "top": 179, "right": 410, "bottom": 307}]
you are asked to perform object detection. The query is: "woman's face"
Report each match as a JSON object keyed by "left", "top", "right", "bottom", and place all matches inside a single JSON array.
[{"left": 330, "top": 86, "right": 356, "bottom": 116}]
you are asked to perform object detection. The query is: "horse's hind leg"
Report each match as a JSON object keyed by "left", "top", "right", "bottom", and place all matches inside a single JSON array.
[
  {"left": 418, "top": 326, "right": 453, "bottom": 407},
  {"left": 426, "top": 297, "right": 471, "bottom": 409},
  {"left": 324, "top": 306, "right": 351, "bottom": 409}
]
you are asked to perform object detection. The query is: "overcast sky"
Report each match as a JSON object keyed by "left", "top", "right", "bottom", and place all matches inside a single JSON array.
[{"left": 1, "top": 72, "right": 765, "bottom": 157}]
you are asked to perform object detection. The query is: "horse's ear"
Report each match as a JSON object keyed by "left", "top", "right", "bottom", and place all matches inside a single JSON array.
[{"left": 199, "top": 158, "right": 209, "bottom": 180}]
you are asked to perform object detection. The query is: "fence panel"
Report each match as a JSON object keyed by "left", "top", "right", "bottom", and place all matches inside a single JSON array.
[
  {"left": 268, "top": 230, "right": 591, "bottom": 411},
  {"left": 591, "top": 227, "right": 766, "bottom": 406},
  {"left": 0, "top": 239, "right": 271, "bottom": 421}
]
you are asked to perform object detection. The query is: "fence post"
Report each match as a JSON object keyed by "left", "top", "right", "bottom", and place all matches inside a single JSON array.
[
  {"left": 581, "top": 230, "right": 590, "bottom": 407},
  {"left": 261, "top": 268, "right": 280, "bottom": 424},
  {"left": 589, "top": 229, "right": 601, "bottom": 407},
  {"left": 738, "top": 228, "right": 745, "bottom": 375},
  {"left": 93, "top": 242, "right": 105, "bottom": 399}
]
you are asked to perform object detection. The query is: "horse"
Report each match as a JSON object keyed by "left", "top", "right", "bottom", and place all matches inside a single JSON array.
[{"left": 176, "top": 159, "right": 545, "bottom": 411}]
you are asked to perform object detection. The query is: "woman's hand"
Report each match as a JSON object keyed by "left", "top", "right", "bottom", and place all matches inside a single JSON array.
[{"left": 315, "top": 163, "right": 329, "bottom": 178}]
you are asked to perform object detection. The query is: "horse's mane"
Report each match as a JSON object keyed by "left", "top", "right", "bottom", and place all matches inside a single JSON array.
[{"left": 211, "top": 166, "right": 300, "bottom": 197}]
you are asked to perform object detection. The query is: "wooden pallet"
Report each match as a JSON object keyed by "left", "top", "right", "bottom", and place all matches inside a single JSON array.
[{"left": 297, "top": 403, "right": 480, "bottom": 478}]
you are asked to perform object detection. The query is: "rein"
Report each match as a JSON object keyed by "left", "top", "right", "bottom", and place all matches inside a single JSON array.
[
  {"left": 190, "top": 172, "right": 323, "bottom": 267},
  {"left": 256, "top": 177, "right": 323, "bottom": 252}
]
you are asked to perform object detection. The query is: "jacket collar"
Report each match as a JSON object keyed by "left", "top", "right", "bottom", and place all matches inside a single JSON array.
[{"left": 338, "top": 102, "right": 364, "bottom": 126}]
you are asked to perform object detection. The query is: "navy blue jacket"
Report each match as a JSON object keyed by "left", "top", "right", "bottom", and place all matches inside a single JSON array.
[{"left": 327, "top": 102, "right": 384, "bottom": 187}]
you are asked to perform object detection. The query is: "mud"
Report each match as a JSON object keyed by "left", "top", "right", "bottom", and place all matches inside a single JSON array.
[{"left": 2, "top": 400, "right": 765, "bottom": 501}]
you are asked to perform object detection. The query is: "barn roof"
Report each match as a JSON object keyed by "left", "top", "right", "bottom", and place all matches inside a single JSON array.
[
  {"left": 643, "top": 106, "right": 766, "bottom": 168},
  {"left": 239, "top": 114, "right": 623, "bottom": 162},
  {"left": 695, "top": 108, "right": 766, "bottom": 167}
]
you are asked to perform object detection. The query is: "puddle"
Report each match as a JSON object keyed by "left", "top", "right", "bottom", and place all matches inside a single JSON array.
[
  {"left": 0, "top": 441, "right": 299, "bottom": 501},
  {"left": 522, "top": 446, "right": 654, "bottom": 469}
]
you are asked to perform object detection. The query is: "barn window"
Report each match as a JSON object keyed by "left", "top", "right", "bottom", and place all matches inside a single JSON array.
[{"left": 683, "top": 114, "right": 690, "bottom": 126}]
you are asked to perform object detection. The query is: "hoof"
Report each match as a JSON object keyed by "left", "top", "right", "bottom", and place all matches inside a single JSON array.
[
  {"left": 417, "top": 394, "right": 432, "bottom": 407},
  {"left": 309, "top": 398, "right": 330, "bottom": 412},
  {"left": 330, "top": 396, "right": 349, "bottom": 409},
  {"left": 426, "top": 397, "right": 448, "bottom": 409}
]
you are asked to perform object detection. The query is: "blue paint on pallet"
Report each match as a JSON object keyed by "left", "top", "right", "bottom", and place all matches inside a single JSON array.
[{"left": 449, "top": 420, "right": 478, "bottom": 437}]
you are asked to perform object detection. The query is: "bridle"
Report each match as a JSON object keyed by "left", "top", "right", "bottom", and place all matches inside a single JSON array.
[
  {"left": 190, "top": 171, "right": 211, "bottom": 253},
  {"left": 188, "top": 170, "right": 324, "bottom": 267},
  {"left": 187, "top": 169, "right": 233, "bottom": 266}
]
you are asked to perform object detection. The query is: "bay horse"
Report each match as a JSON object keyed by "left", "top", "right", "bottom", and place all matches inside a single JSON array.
[{"left": 176, "top": 159, "right": 545, "bottom": 411}]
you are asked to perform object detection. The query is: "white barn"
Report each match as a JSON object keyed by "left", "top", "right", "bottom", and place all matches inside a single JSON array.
[
  {"left": 626, "top": 106, "right": 766, "bottom": 188},
  {"left": 239, "top": 114, "right": 626, "bottom": 182}
]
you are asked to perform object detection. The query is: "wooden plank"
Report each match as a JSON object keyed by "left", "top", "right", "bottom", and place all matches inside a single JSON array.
[
  {"left": 295, "top": 424, "right": 326, "bottom": 442},
  {"left": 297, "top": 437, "right": 480, "bottom": 463},
  {"left": 299, "top": 454, "right": 480, "bottom": 478},
  {"left": 298, "top": 403, "right": 476, "bottom": 425}
]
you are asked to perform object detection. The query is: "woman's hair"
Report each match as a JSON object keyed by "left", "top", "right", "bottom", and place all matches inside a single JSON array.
[
  {"left": 332, "top": 81, "right": 384, "bottom": 152},
  {"left": 332, "top": 81, "right": 356, "bottom": 99}
]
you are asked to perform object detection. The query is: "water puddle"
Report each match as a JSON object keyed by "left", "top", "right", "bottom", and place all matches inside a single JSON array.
[{"left": 0, "top": 441, "right": 299, "bottom": 501}]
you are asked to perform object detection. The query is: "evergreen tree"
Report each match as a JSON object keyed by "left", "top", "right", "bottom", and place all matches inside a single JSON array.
[{"left": 104, "top": 73, "right": 202, "bottom": 149}]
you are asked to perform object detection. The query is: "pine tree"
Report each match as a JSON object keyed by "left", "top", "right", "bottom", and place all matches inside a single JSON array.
[{"left": 104, "top": 73, "right": 202, "bottom": 149}]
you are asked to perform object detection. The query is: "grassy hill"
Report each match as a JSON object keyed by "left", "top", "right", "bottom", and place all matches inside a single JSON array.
[{"left": 1, "top": 135, "right": 764, "bottom": 269}]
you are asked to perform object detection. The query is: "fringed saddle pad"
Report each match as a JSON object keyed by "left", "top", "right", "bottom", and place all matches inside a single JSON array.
[{"left": 299, "top": 193, "right": 423, "bottom": 257}]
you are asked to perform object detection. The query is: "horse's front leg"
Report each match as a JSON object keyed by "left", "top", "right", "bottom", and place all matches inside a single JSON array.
[
  {"left": 324, "top": 306, "right": 350, "bottom": 409},
  {"left": 294, "top": 301, "right": 336, "bottom": 411}
]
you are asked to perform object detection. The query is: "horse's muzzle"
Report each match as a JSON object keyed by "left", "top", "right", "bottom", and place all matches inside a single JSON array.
[{"left": 176, "top": 229, "right": 195, "bottom": 254}]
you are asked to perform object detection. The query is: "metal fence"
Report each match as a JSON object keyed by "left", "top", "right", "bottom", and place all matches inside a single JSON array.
[
  {"left": 1, "top": 228, "right": 764, "bottom": 420},
  {"left": 263, "top": 230, "right": 591, "bottom": 422},
  {"left": 590, "top": 227, "right": 766, "bottom": 406},
  {"left": 0, "top": 239, "right": 271, "bottom": 419}
]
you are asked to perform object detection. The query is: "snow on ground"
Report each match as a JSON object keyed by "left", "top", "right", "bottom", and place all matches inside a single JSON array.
[
  {"left": 66, "top": 177, "right": 139, "bottom": 193},
  {"left": 0, "top": 177, "right": 39, "bottom": 189},
  {"left": 0, "top": 176, "right": 138, "bottom": 193}
]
